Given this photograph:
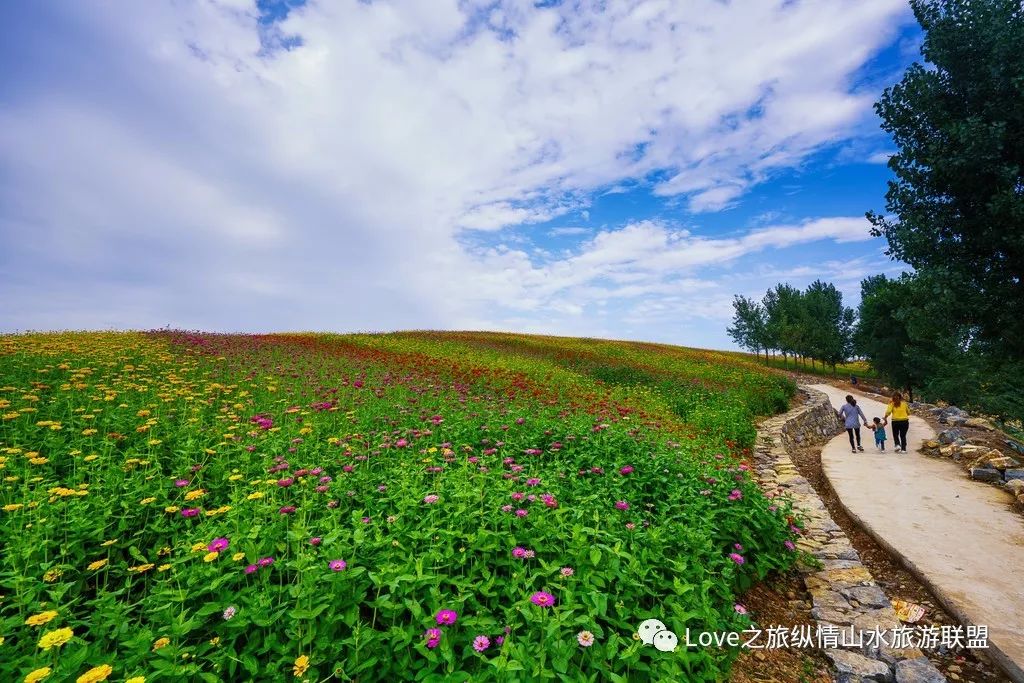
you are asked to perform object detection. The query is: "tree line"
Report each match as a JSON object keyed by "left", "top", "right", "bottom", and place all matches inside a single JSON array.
[{"left": 727, "top": 281, "right": 855, "bottom": 373}]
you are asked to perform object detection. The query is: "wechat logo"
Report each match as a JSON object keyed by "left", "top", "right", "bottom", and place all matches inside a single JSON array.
[{"left": 636, "top": 618, "right": 679, "bottom": 652}]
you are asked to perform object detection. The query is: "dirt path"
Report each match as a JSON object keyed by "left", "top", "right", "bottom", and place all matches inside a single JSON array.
[{"left": 811, "top": 384, "right": 1024, "bottom": 683}]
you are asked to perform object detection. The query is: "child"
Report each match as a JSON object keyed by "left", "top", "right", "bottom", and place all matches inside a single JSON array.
[{"left": 869, "top": 417, "right": 888, "bottom": 452}]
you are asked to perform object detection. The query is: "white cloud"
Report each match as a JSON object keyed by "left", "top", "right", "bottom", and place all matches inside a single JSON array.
[
  {"left": 868, "top": 151, "right": 895, "bottom": 164},
  {"left": 0, "top": 0, "right": 911, "bottom": 344}
]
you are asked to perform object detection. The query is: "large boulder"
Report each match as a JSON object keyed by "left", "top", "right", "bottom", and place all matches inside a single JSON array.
[
  {"left": 937, "top": 429, "right": 967, "bottom": 446},
  {"left": 970, "top": 467, "right": 1003, "bottom": 483},
  {"left": 965, "top": 417, "right": 996, "bottom": 431},
  {"left": 938, "top": 406, "right": 969, "bottom": 426},
  {"left": 894, "top": 657, "right": 946, "bottom": 683}
]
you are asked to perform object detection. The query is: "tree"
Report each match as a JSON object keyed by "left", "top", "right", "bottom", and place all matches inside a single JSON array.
[
  {"left": 867, "top": 0, "right": 1024, "bottom": 359},
  {"left": 804, "top": 280, "right": 856, "bottom": 373},
  {"left": 763, "top": 284, "right": 805, "bottom": 367},
  {"left": 727, "top": 295, "right": 768, "bottom": 361}
]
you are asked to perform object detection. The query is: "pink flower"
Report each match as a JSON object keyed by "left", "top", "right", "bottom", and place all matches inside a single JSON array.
[
  {"left": 395, "top": 439, "right": 409, "bottom": 448},
  {"left": 734, "top": 543, "right": 743, "bottom": 551},
  {"left": 560, "top": 567, "right": 574, "bottom": 577},
  {"left": 258, "top": 556, "right": 275, "bottom": 567},
  {"left": 244, "top": 564, "right": 258, "bottom": 574},
  {"left": 734, "top": 604, "right": 747, "bottom": 615},
  {"left": 279, "top": 505, "right": 296, "bottom": 515},
  {"left": 784, "top": 540, "right": 796, "bottom": 551},
  {"left": 524, "top": 549, "right": 535, "bottom": 559},
  {"left": 729, "top": 553, "right": 745, "bottom": 565},
  {"left": 619, "top": 465, "right": 634, "bottom": 475},
  {"left": 309, "top": 537, "right": 322, "bottom": 546},
  {"left": 501, "top": 504, "right": 513, "bottom": 513},
  {"left": 728, "top": 489, "right": 743, "bottom": 501},
  {"left": 208, "top": 537, "right": 230, "bottom": 552},
  {"left": 423, "top": 494, "right": 439, "bottom": 504},
  {"left": 512, "top": 546, "right": 527, "bottom": 559},
  {"left": 515, "top": 509, "right": 528, "bottom": 518},
  {"left": 223, "top": 606, "right": 237, "bottom": 620},
  {"left": 625, "top": 522, "right": 636, "bottom": 530},
  {"left": 473, "top": 635, "right": 490, "bottom": 652},
  {"left": 510, "top": 492, "right": 524, "bottom": 501},
  {"left": 529, "top": 591, "right": 555, "bottom": 607},
  {"left": 526, "top": 477, "right": 541, "bottom": 487},
  {"left": 181, "top": 508, "right": 200, "bottom": 518},
  {"left": 174, "top": 479, "right": 190, "bottom": 487},
  {"left": 615, "top": 500, "right": 630, "bottom": 511},
  {"left": 329, "top": 559, "right": 347, "bottom": 571},
  {"left": 277, "top": 477, "right": 294, "bottom": 487},
  {"left": 577, "top": 630, "right": 595, "bottom": 647},
  {"left": 424, "top": 628, "right": 442, "bottom": 640},
  {"left": 435, "top": 609, "right": 458, "bottom": 625}
]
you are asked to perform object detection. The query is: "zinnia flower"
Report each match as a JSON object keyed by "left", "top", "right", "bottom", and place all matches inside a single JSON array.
[
  {"left": 181, "top": 508, "right": 200, "bottom": 518},
  {"left": 223, "top": 606, "right": 237, "bottom": 620},
  {"left": 208, "top": 537, "right": 229, "bottom": 552},
  {"left": 38, "top": 627, "right": 73, "bottom": 650},
  {"left": 615, "top": 500, "right": 630, "bottom": 511},
  {"left": 784, "top": 540, "right": 796, "bottom": 551},
  {"left": 293, "top": 655, "right": 310, "bottom": 677},
  {"left": 24, "top": 667, "right": 52, "bottom": 683},
  {"left": 728, "top": 489, "right": 743, "bottom": 501},
  {"left": 619, "top": 465, "right": 634, "bottom": 475},
  {"left": 75, "top": 664, "right": 113, "bottom": 683},
  {"left": 473, "top": 635, "right": 490, "bottom": 652},
  {"left": 734, "top": 604, "right": 748, "bottom": 615},
  {"left": 729, "top": 553, "right": 745, "bottom": 565},
  {"left": 577, "top": 630, "right": 595, "bottom": 647},
  {"left": 560, "top": 567, "right": 574, "bottom": 577},
  {"left": 153, "top": 637, "right": 170, "bottom": 650},
  {"left": 25, "top": 610, "right": 58, "bottom": 627},
  {"left": 423, "top": 494, "right": 439, "bottom": 504},
  {"left": 329, "top": 559, "right": 347, "bottom": 571},
  {"left": 529, "top": 591, "right": 555, "bottom": 607},
  {"left": 435, "top": 609, "right": 458, "bottom": 625}
]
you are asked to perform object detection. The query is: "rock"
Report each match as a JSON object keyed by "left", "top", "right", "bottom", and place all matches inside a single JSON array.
[
  {"left": 1005, "top": 469, "right": 1024, "bottom": 482},
  {"left": 1006, "top": 439, "right": 1024, "bottom": 456},
  {"left": 939, "top": 445, "right": 960, "bottom": 458},
  {"left": 826, "top": 649, "right": 893, "bottom": 682},
  {"left": 965, "top": 417, "right": 996, "bottom": 431},
  {"left": 970, "top": 467, "right": 1002, "bottom": 482},
  {"left": 894, "top": 657, "right": 946, "bottom": 683},
  {"left": 841, "top": 585, "right": 892, "bottom": 609},
  {"left": 937, "top": 429, "right": 967, "bottom": 445},
  {"left": 923, "top": 440, "right": 940, "bottom": 449},
  {"left": 1005, "top": 479, "right": 1024, "bottom": 496},
  {"left": 1017, "top": 493, "right": 1024, "bottom": 505},
  {"left": 969, "top": 449, "right": 1019, "bottom": 470}
]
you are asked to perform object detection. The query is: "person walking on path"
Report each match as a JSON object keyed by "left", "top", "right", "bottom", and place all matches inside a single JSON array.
[
  {"left": 885, "top": 391, "right": 911, "bottom": 453},
  {"left": 837, "top": 394, "right": 868, "bottom": 453}
]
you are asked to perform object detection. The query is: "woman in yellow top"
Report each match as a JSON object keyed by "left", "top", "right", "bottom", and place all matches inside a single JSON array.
[{"left": 884, "top": 392, "right": 911, "bottom": 453}]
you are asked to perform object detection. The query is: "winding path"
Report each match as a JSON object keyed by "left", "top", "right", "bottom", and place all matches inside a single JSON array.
[{"left": 811, "top": 383, "right": 1024, "bottom": 682}]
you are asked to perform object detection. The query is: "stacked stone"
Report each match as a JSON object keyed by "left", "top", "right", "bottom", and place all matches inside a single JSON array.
[{"left": 755, "top": 388, "right": 947, "bottom": 683}]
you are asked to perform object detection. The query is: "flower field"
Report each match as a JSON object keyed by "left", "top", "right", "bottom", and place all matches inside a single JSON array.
[{"left": 0, "top": 331, "right": 802, "bottom": 682}]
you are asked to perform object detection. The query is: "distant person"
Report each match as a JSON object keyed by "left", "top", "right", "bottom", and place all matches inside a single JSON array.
[
  {"left": 869, "top": 417, "right": 888, "bottom": 452},
  {"left": 837, "top": 394, "right": 868, "bottom": 453},
  {"left": 885, "top": 392, "right": 911, "bottom": 453},
  {"left": 850, "top": 374, "right": 858, "bottom": 386}
]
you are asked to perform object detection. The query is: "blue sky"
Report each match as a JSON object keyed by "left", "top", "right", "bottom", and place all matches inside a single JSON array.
[{"left": 0, "top": 0, "right": 922, "bottom": 349}]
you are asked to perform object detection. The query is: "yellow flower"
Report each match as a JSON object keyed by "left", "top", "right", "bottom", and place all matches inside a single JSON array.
[
  {"left": 190, "top": 542, "right": 206, "bottom": 553},
  {"left": 293, "top": 655, "right": 310, "bottom": 677},
  {"left": 75, "top": 664, "right": 113, "bottom": 683},
  {"left": 184, "top": 489, "right": 205, "bottom": 501},
  {"left": 203, "top": 552, "right": 219, "bottom": 563},
  {"left": 25, "top": 610, "right": 58, "bottom": 626},
  {"left": 246, "top": 492, "right": 264, "bottom": 500},
  {"left": 153, "top": 637, "right": 170, "bottom": 650},
  {"left": 38, "top": 626, "right": 74, "bottom": 650},
  {"left": 3, "top": 503, "right": 23, "bottom": 512},
  {"left": 209, "top": 636, "right": 220, "bottom": 646},
  {"left": 129, "top": 564, "right": 154, "bottom": 573},
  {"left": 126, "top": 678, "right": 146, "bottom": 683},
  {"left": 87, "top": 559, "right": 109, "bottom": 571},
  {"left": 100, "top": 539, "right": 118, "bottom": 547},
  {"left": 157, "top": 546, "right": 172, "bottom": 556},
  {"left": 81, "top": 429, "right": 97, "bottom": 436},
  {"left": 30, "top": 457, "right": 49, "bottom": 465},
  {"left": 232, "top": 552, "right": 246, "bottom": 562},
  {"left": 164, "top": 506, "right": 180, "bottom": 514},
  {"left": 24, "top": 667, "right": 51, "bottom": 683},
  {"left": 157, "top": 564, "right": 171, "bottom": 572},
  {"left": 139, "top": 497, "right": 156, "bottom": 505},
  {"left": 83, "top": 454, "right": 99, "bottom": 462},
  {"left": 43, "top": 568, "right": 63, "bottom": 583},
  {"left": 228, "top": 474, "right": 243, "bottom": 481}
]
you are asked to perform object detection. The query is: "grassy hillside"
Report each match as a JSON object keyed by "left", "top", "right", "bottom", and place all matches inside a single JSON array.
[{"left": 1, "top": 331, "right": 800, "bottom": 682}]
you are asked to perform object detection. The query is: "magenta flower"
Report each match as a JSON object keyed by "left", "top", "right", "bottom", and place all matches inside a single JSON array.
[
  {"left": 258, "top": 556, "right": 275, "bottom": 567},
  {"left": 277, "top": 477, "right": 294, "bottom": 487},
  {"left": 512, "top": 546, "right": 527, "bottom": 559},
  {"left": 729, "top": 553, "right": 745, "bottom": 565},
  {"left": 784, "top": 540, "right": 796, "bottom": 551},
  {"left": 529, "top": 591, "right": 555, "bottom": 607},
  {"left": 728, "top": 489, "right": 743, "bottom": 501},
  {"left": 310, "top": 537, "right": 323, "bottom": 546},
  {"left": 426, "top": 636, "right": 440, "bottom": 649},
  {"left": 181, "top": 508, "right": 200, "bottom": 518},
  {"left": 423, "top": 494, "right": 439, "bottom": 504},
  {"left": 515, "top": 509, "right": 528, "bottom": 517},
  {"left": 279, "top": 505, "right": 296, "bottom": 515},
  {"left": 619, "top": 465, "right": 634, "bottom": 475},
  {"left": 473, "top": 635, "right": 490, "bottom": 652},
  {"left": 734, "top": 543, "right": 743, "bottom": 551},
  {"left": 329, "top": 559, "right": 347, "bottom": 571},
  {"left": 208, "top": 537, "right": 230, "bottom": 552},
  {"left": 395, "top": 438, "right": 409, "bottom": 448},
  {"left": 510, "top": 492, "right": 524, "bottom": 501},
  {"left": 174, "top": 479, "right": 190, "bottom": 487},
  {"left": 424, "top": 628, "right": 442, "bottom": 640},
  {"left": 615, "top": 500, "right": 630, "bottom": 511},
  {"left": 526, "top": 477, "right": 541, "bottom": 487},
  {"left": 244, "top": 564, "right": 258, "bottom": 574},
  {"left": 436, "top": 609, "right": 458, "bottom": 625}
]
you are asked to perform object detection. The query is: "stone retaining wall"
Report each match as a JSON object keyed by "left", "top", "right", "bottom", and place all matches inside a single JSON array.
[{"left": 755, "top": 387, "right": 947, "bottom": 683}]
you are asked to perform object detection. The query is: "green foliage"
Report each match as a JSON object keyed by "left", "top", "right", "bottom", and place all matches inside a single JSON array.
[{"left": 0, "top": 331, "right": 802, "bottom": 682}]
